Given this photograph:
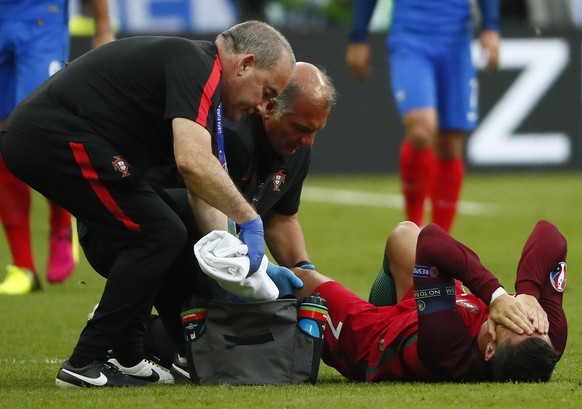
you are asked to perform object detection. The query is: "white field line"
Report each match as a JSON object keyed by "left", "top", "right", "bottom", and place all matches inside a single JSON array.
[
  {"left": 302, "top": 187, "right": 498, "bottom": 215},
  {"left": 1, "top": 357, "right": 62, "bottom": 364}
]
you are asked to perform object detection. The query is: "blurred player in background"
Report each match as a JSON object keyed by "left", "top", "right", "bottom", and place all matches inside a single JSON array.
[
  {"left": 294, "top": 219, "right": 567, "bottom": 382},
  {"left": 346, "top": 0, "right": 501, "bottom": 233},
  {"left": 0, "top": 0, "right": 115, "bottom": 295}
]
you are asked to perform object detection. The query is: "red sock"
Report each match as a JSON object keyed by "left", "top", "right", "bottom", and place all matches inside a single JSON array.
[
  {"left": 431, "top": 157, "right": 464, "bottom": 232},
  {"left": 399, "top": 140, "right": 435, "bottom": 226},
  {"left": 49, "top": 201, "right": 72, "bottom": 234},
  {"left": 0, "top": 155, "right": 35, "bottom": 271}
]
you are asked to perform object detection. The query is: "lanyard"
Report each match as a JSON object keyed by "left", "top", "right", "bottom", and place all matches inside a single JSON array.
[
  {"left": 216, "top": 102, "right": 227, "bottom": 170},
  {"left": 215, "top": 103, "right": 237, "bottom": 234}
]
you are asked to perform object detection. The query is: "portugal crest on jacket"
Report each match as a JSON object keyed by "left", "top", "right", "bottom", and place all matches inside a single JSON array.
[
  {"left": 271, "top": 170, "right": 286, "bottom": 191},
  {"left": 112, "top": 155, "right": 131, "bottom": 177}
]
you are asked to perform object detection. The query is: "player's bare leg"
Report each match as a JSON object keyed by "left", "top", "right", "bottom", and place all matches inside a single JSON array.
[
  {"left": 292, "top": 267, "right": 332, "bottom": 298},
  {"left": 385, "top": 221, "right": 420, "bottom": 302}
]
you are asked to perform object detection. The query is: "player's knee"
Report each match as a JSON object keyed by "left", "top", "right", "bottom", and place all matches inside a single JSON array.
[
  {"left": 393, "top": 221, "right": 420, "bottom": 237},
  {"left": 405, "top": 125, "right": 434, "bottom": 149},
  {"left": 386, "top": 221, "right": 420, "bottom": 249},
  {"left": 404, "top": 112, "right": 437, "bottom": 149}
]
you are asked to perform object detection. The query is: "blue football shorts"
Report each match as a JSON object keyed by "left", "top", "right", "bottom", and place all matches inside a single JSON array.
[
  {"left": 0, "top": 19, "right": 69, "bottom": 120},
  {"left": 387, "top": 33, "right": 478, "bottom": 131}
]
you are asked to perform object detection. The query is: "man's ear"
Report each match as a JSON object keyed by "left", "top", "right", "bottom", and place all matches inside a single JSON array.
[
  {"left": 485, "top": 340, "right": 496, "bottom": 362},
  {"left": 261, "top": 99, "right": 276, "bottom": 118},
  {"left": 238, "top": 54, "right": 256, "bottom": 75}
]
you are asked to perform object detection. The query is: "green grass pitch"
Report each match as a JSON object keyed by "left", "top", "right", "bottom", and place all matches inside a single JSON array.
[{"left": 0, "top": 172, "right": 581, "bottom": 408}]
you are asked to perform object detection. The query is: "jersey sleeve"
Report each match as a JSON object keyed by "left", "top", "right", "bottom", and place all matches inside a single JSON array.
[
  {"left": 348, "top": 0, "right": 378, "bottom": 43},
  {"left": 477, "top": 0, "right": 500, "bottom": 31},
  {"left": 415, "top": 224, "right": 502, "bottom": 303},
  {"left": 514, "top": 220, "right": 568, "bottom": 356}
]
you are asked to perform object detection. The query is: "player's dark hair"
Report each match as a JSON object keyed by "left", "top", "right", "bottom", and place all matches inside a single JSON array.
[
  {"left": 217, "top": 20, "right": 295, "bottom": 71},
  {"left": 491, "top": 337, "right": 558, "bottom": 382}
]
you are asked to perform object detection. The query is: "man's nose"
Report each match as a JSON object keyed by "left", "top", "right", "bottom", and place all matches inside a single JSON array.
[{"left": 301, "top": 133, "right": 316, "bottom": 147}]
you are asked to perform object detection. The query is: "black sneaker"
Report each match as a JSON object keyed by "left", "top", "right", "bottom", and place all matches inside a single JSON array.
[
  {"left": 169, "top": 354, "right": 190, "bottom": 384},
  {"left": 55, "top": 359, "right": 150, "bottom": 388}
]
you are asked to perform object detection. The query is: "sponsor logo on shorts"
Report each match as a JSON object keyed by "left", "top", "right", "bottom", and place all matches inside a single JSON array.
[{"left": 550, "top": 262, "right": 567, "bottom": 292}]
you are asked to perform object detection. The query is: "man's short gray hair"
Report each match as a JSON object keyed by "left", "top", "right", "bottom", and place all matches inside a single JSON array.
[
  {"left": 274, "top": 66, "right": 337, "bottom": 120},
  {"left": 217, "top": 20, "right": 295, "bottom": 71}
]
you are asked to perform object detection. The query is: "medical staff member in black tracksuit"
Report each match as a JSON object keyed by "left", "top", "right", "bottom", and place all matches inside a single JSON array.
[{"left": 0, "top": 21, "right": 295, "bottom": 387}]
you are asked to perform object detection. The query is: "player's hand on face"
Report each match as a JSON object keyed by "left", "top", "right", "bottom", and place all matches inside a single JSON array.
[
  {"left": 346, "top": 43, "right": 372, "bottom": 80},
  {"left": 487, "top": 294, "right": 534, "bottom": 341},
  {"left": 515, "top": 294, "right": 549, "bottom": 334}
]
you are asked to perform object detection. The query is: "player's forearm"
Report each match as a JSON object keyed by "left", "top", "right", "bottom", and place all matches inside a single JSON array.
[
  {"left": 292, "top": 267, "right": 332, "bottom": 298},
  {"left": 515, "top": 220, "right": 567, "bottom": 296},
  {"left": 181, "top": 157, "right": 257, "bottom": 225},
  {"left": 187, "top": 192, "right": 228, "bottom": 234},
  {"left": 415, "top": 224, "right": 502, "bottom": 304},
  {"left": 514, "top": 220, "right": 568, "bottom": 355},
  {"left": 173, "top": 119, "right": 257, "bottom": 225},
  {"left": 348, "top": 0, "right": 378, "bottom": 43},
  {"left": 264, "top": 212, "right": 310, "bottom": 267},
  {"left": 90, "top": 0, "right": 114, "bottom": 35}
]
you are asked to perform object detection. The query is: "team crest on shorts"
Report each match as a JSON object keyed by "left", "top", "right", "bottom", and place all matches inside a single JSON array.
[
  {"left": 112, "top": 155, "right": 131, "bottom": 177},
  {"left": 271, "top": 170, "right": 286, "bottom": 191},
  {"left": 550, "top": 262, "right": 567, "bottom": 292}
]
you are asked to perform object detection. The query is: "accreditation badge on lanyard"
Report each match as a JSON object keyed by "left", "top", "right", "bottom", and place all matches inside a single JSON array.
[{"left": 215, "top": 103, "right": 237, "bottom": 235}]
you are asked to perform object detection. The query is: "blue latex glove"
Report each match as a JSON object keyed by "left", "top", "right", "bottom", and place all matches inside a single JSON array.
[
  {"left": 266, "top": 262, "right": 304, "bottom": 298},
  {"left": 239, "top": 216, "right": 265, "bottom": 275}
]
